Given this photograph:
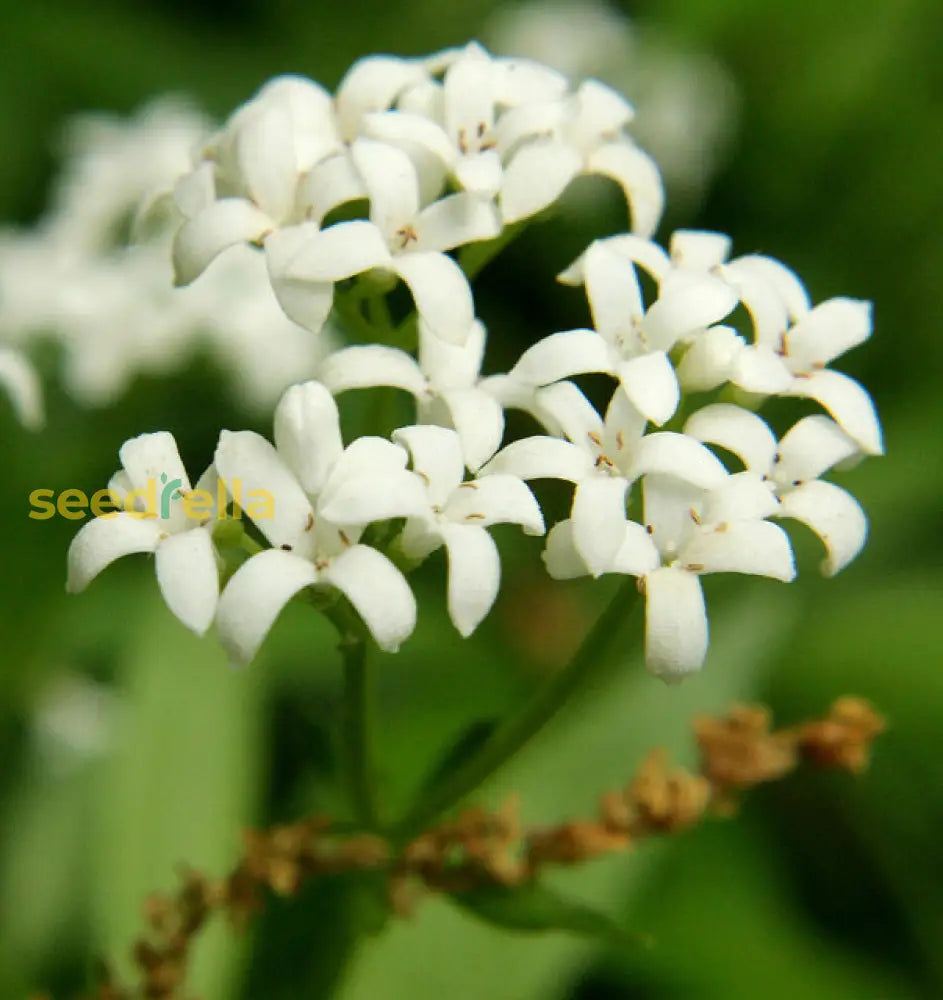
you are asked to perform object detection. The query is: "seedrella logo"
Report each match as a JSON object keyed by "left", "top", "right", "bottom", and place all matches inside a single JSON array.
[{"left": 28, "top": 475, "right": 275, "bottom": 521}]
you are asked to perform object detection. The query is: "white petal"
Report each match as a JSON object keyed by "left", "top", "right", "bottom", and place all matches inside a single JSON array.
[
  {"left": 669, "top": 230, "right": 731, "bottom": 270},
  {"left": 254, "top": 75, "right": 341, "bottom": 169},
  {"left": 642, "top": 475, "right": 703, "bottom": 553},
  {"left": 393, "top": 424, "right": 465, "bottom": 505},
  {"left": 454, "top": 151, "right": 503, "bottom": 196},
  {"left": 419, "top": 317, "right": 485, "bottom": 391},
  {"left": 611, "top": 520, "right": 661, "bottom": 576},
  {"left": 66, "top": 514, "right": 162, "bottom": 593},
  {"left": 559, "top": 233, "right": 672, "bottom": 286},
  {"left": 444, "top": 47, "right": 495, "bottom": 140},
  {"left": 273, "top": 380, "right": 344, "bottom": 496},
  {"left": 439, "top": 523, "right": 501, "bottom": 637},
  {"left": 437, "top": 388, "right": 505, "bottom": 471},
  {"left": 493, "top": 56, "right": 567, "bottom": 104},
  {"left": 287, "top": 220, "right": 392, "bottom": 281},
  {"left": 676, "top": 325, "right": 746, "bottom": 393},
  {"left": 174, "top": 163, "right": 215, "bottom": 218},
  {"left": 414, "top": 193, "right": 501, "bottom": 253},
  {"left": 479, "top": 436, "right": 594, "bottom": 483},
  {"left": 235, "top": 104, "right": 297, "bottom": 221},
  {"left": 327, "top": 435, "right": 409, "bottom": 483},
  {"left": 683, "top": 520, "right": 796, "bottom": 581},
  {"left": 444, "top": 474, "right": 544, "bottom": 535},
  {"left": 362, "top": 110, "right": 457, "bottom": 168},
  {"left": 572, "top": 475, "right": 629, "bottom": 577},
  {"left": 214, "top": 430, "right": 315, "bottom": 551},
  {"left": 265, "top": 223, "right": 335, "bottom": 333},
  {"left": 629, "top": 432, "right": 729, "bottom": 490},
  {"left": 119, "top": 431, "right": 190, "bottom": 497},
  {"left": 542, "top": 519, "right": 589, "bottom": 580},
  {"left": 644, "top": 567, "right": 708, "bottom": 681},
  {"left": 727, "top": 254, "right": 811, "bottom": 321},
  {"left": 173, "top": 199, "right": 273, "bottom": 285},
  {"left": 318, "top": 469, "right": 430, "bottom": 525},
  {"left": 572, "top": 79, "right": 634, "bottom": 138},
  {"left": 584, "top": 241, "right": 644, "bottom": 339},
  {"left": 500, "top": 140, "right": 582, "bottom": 223},
  {"left": 642, "top": 273, "right": 738, "bottom": 350},
  {"left": 323, "top": 544, "right": 416, "bottom": 651},
  {"left": 532, "top": 381, "right": 604, "bottom": 446},
  {"left": 318, "top": 345, "right": 426, "bottom": 396},
  {"left": 776, "top": 415, "right": 860, "bottom": 485},
  {"left": 585, "top": 141, "right": 664, "bottom": 237},
  {"left": 511, "top": 329, "right": 613, "bottom": 385},
  {"left": 730, "top": 344, "right": 794, "bottom": 394},
  {"left": 701, "top": 471, "right": 779, "bottom": 524},
  {"left": 298, "top": 153, "right": 366, "bottom": 224},
  {"left": 155, "top": 529, "right": 219, "bottom": 635},
  {"left": 392, "top": 252, "right": 474, "bottom": 345},
  {"left": 718, "top": 260, "right": 790, "bottom": 348},
  {"left": 786, "top": 370, "right": 883, "bottom": 456},
  {"left": 616, "top": 352, "right": 679, "bottom": 426},
  {"left": 785, "top": 297, "right": 872, "bottom": 371},
  {"left": 351, "top": 138, "right": 420, "bottom": 238},
  {"left": 217, "top": 549, "right": 317, "bottom": 668},
  {"left": 335, "top": 56, "right": 425, "bottom": 138},
  {"left": 683, "top": 403, "right": 778, "bottom": 473},
  {"left": 0, "top": 348, "right": 43, "bottom": 429},
  {"left": 777, "top": 480, "right": 867, "bottom": 576}
]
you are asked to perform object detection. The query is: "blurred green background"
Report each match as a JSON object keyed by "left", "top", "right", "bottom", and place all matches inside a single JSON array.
[{"left": 1, "top": 0, "right": 942, "bottom": 997}]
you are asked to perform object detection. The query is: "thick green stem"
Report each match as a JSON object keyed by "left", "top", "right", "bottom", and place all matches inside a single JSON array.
[
  {"left": 393, "top": 578, "right": 643, "bottom": 842},
  {"left": 337, "top": 630, "right": 378, "bottom": 829}
]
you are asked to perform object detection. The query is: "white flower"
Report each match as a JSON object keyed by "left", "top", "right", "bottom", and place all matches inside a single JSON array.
[
  {"left": 483, "top": 1, "right": 736, "bottom": 205},
  {"left": 214, "top": 381, "right": 428, "bottom": 666},
  {"left": 366, "top": 42, "right": 663, "bottom": 233},
  {"left": 513, "top": 239, "right": 738, "bottom": 424},
  {"left": 66, "top": 432, "right": 221, "bottom": 635},
  {"left": 481, "top": 382, "right": 728, "bottom": 576},
  {"left": 393, "top": 424, "right": 545, "bottom": 636},
  {"left": 317, "top": 318, "right": 503, "bottom": 470},
  {"left": 172, "top": 76, "right": 343, "bottom": 285},
  {"left": 665, "top": 230, "right": 883, "bottom": 456},
  {"left": 543, "top": 470, "right": 795, "bottom": 680},
  {"left": 0, "top": 347, "right": 43, "bottom": 429},
  {"left": 684, "top": 403, "right": 868, "bottom": 575},
  {"left": 270, "top": 137, "right": 497, "bottom": 342}
]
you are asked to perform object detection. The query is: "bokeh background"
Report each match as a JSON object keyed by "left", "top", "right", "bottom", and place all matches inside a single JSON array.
[{"left": 2, "top": 0, "right": 942, "bottom": 997}]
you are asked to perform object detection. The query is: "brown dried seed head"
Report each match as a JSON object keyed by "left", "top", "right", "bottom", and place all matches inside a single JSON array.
[
  {"left": 798, "top": 697, "right": 886, "bottom": 773},
  {"left": 695, "top": 704, "right": 797, "bottom": 789}
]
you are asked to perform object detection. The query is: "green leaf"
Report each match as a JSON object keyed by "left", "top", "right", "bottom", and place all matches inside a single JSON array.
[{"left": 453, "top": 881, "right": 650, "bottom": 949}]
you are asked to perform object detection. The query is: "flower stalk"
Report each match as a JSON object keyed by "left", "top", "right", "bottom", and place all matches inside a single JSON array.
[{"left": 394, "top": 577, "right": 643, "bottom": 843}]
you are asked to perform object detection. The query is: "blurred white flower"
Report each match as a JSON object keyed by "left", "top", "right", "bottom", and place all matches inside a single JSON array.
[
  {"left": 0, "top": 346, "right": 43, "bottom": 428},
  {"left": 31, "top": 673, "right": 117, "bottom": 775}
]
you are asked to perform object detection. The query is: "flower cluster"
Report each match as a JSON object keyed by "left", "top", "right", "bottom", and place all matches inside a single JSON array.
[
  {"left": 64, "top": 43, "right": 881, "bottom": 681},
  {"left": 0, "top": 101, "right": 329, "bottom": 417}
]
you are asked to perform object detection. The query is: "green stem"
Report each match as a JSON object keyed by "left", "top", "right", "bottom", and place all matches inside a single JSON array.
[
  {"left": 337, "top": 629, "right": 378, "bottom": 830},
  {"left": 393, "top": 577, "right": 643, "bottom": 842}
]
